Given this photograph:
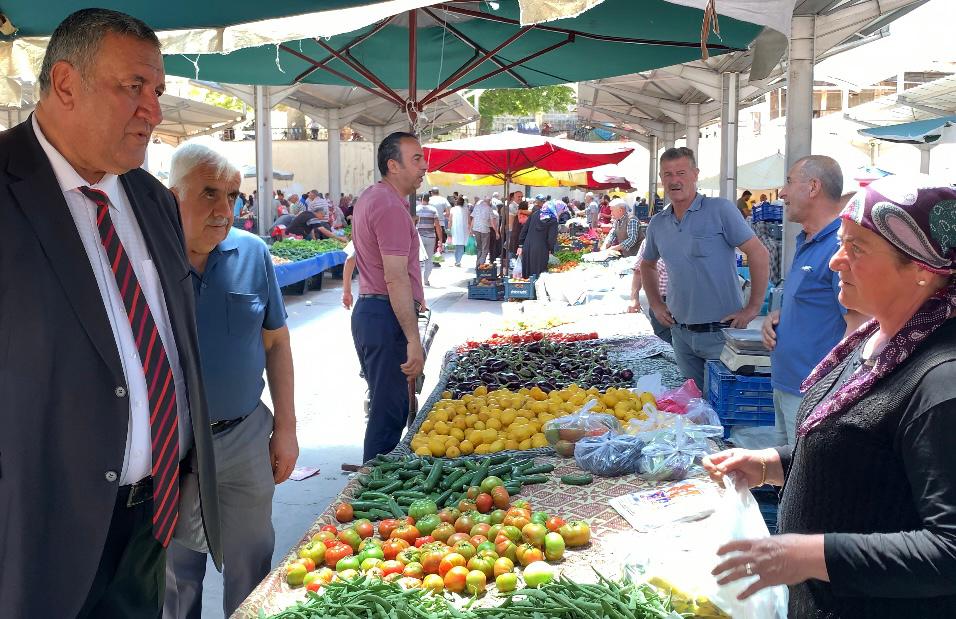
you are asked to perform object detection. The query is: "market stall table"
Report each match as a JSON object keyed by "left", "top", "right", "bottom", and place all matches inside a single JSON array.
[{"left": 275, "top": 250, "right": 348, "bottom": 292}]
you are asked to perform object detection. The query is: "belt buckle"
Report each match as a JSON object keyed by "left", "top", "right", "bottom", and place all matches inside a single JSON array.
[{"left": 126, "top": 477, "right": 152, "bottom": 508}]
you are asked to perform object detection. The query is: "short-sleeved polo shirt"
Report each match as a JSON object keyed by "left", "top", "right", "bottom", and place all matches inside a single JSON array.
[
  {"left": 191, "top": 228, "right": 287, "bottom": 422},
  {"left": 771, "top": 218, "right": 847, "bottom": 395},
  {"left": 643, "top": 193, "right": 754, "bottom": 324},
  {"left": 352, "top": 181, "right": 425, "bottom": 307}
]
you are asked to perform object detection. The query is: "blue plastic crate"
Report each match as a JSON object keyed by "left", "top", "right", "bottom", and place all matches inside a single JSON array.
[
  {"left": 505, "top": 275, "right": 537, "bottom": 300},
  {"left": 706, "top": 360, "right": 775, "bottom": 431},
  {"left": 476, "top": 264, "right": 498, "bottom": 281},
  {"left": 468, "top": 280, "right": 504, "bottom": 301},
  {"left": 753, "top": 203, "right": 783, "bottom": 222}
]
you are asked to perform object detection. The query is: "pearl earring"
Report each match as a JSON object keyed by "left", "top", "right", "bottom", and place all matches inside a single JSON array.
[{"left": 918, "top": 280, "right": 927, "bottom": 286}]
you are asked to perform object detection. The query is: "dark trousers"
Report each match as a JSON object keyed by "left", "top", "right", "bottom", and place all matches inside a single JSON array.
[
  {"left": 352, "top": 298, "right": 410, "bottom": 461},
  {"left": 77, "top": 485, "right": 165, "bottom": 619}
]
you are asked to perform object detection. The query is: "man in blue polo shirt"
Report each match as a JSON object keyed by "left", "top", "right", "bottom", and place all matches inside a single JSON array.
[
  {"left": 761, "top": 156, "right": 866, "bottom": 445},
  {"left": 641, "top": 147, "right": 770, "bottom": 391},
  {"left": 163, "top": 144, "right": 298, "bottom": 619}
]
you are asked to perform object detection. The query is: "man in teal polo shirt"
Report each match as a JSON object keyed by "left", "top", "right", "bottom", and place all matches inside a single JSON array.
[
  {"left": 641, "top": 147, "right": 770, "bottom": 391},
  {"left": 761, "top": 156, "right": 866, "bottom": 445},
  {"left": 163, "top": 144, "right": 298, "bottom": 618}
]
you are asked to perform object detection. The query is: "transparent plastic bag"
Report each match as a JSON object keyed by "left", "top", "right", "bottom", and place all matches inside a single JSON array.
[
  {"left": 638, "top": 418, "right": 712, "bottom": 481},
  {"left": 543, "top": 399, "right": 620, "bottom": 457},
  {"left": 657, "top": 379, "right": 703, "bottom": 413},
  {"left": 625, "top": 399, "right": 724, "bottom": 437},
  {"left": 511, "top": 258, "right": 523, "bottom": 279},
  {"left": 573, "top": 431, "right": 646, "bottom": 476}
]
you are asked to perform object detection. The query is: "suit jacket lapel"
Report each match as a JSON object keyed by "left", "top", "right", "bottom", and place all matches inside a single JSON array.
[{"left": 8, "top": 122, "right": 123, "bottom": 380}]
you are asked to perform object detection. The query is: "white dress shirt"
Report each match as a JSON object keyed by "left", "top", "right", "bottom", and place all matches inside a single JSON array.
[{"left": 32, "top": 116, "right": 191, "bottom": 485}]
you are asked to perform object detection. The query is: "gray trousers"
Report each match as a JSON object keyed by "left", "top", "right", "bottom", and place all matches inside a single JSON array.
[
  {"left": 163, "top": 402, "right": 276, "bottom": 619},
  {"left": 420, "top": 233, "right": 437, "bottom": 283},
  {"left": 773, "top": 388, "right": 803, "bottom": 446},
  {"left": 669, "top": 326, "right": 726, "bottom": 393},
  {"left": 474, "top": 231, "right": 491, "bottom": 267}
]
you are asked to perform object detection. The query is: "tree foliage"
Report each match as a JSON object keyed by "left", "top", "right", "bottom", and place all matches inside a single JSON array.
[{"left": 478, "top": 85, "right": 575, "bottom": 119}]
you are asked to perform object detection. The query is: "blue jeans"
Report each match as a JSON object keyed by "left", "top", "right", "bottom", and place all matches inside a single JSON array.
[
  {"left": 669, "top": 326, "right": 725, "bottom": 392},
  {"left": 352, "top": 298, "right": 409, "bottom": 461},
  {"left": 454, "top": 245, "right": 465, "bottom": 265},
  {"left": 773, "top": 388, "right": 803, "bottom": 446}
]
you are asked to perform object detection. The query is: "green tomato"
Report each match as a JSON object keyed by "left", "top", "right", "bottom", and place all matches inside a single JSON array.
[
  {"left": 543, "top": 532, "right": 565, "bottom": 562},
  {"left": 416, "top": 514, "right": 442, "bottom": 537},
  {"left": 358, "top": 545, "right": 385, "bottom": 562},
  {"left": 479, "top": 476, "right": 505, "bottom": 494},
  {"left": 531, "top": 511, "right": 549, "bottom": 526},
  {"left": 360, "top": 557, "right": 384, "bottom": 571},
  {"left": 408, "top": 499, "right": 439, "bottom": 520},
  {"left": 522, "top": 561, "right": 555, "bottom": 588},
  {"left": 335, "top": 556, "right": 361, "bottom": 573},
  {"left": 495, "top": 572, "right": 518, "bottom": 593}
]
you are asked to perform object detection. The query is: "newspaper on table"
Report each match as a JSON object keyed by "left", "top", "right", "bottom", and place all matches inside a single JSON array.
[{"left": 609, "top": 478, "right": 721, "bottom": 532}]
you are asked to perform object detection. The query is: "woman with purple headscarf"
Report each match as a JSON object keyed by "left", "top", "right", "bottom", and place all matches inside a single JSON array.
[{"left": 702, "top": 176, "right": 956, "bottom": 618}]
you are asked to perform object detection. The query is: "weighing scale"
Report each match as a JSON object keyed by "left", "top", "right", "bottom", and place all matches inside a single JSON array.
[{"left": 720, "top": 328, "right": 772, "bottom": 375}]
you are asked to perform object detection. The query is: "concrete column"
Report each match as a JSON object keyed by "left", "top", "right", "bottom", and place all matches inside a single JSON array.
[
  {"left": 686, "top": 103, "right": 701, "bottom": 156},
  {"left": 254, "top": 85, "right": 274, "bottom": 233},
  {"left": 719, "top": 72, "right": 740, "bottom": 201},
  {"left": 647, "top": 134, "right": 659, "bottom": 211},
  {"left": 783, "top": 15, "right": 815, "bottom": 278},
  {"left": 372, "top": 126, "right": 384, "bottom": 182},
  {"left": 841, "top": 88, "right": 849, "bottom": 112},
  {"left": 327, "top": 108, "right": 342, "bottom": 199},
  {"left": 918, "top": 144, "right": 933, "bottom": 174}
]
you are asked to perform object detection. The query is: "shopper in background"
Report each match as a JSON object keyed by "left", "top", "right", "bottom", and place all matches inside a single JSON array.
[
  {"left": 736, "top": 189, "right": 752, "bottom": 218},
  {"left": 761, "top": 156, "right": 866, "bottom": 446},
  {"left": 704, "top": 178, "right": 956, "bottom": 618},
  {"left": 584, "top": 192, "right": 599, "bottom": 229},
  {"left": 351, "top": 132, "right": 428, "bottom": 460},
  {"left": 628, "top": 240, "right": 672, "bottom": 343},
  {"left": 641, "top": 147, "right": 770, "bottom": 391},
  {"left": 416, "top": 193, "right": 443, "bottom": 286},
  {"left": 470, "top": 197, "right": 496, "bottom": 268},
  {"left": 517, "top": 196, "right": 559, "bottom": 279},
  {"left": 448, "top": 195, "right": 470, "bottom": 267},
  {"left": 164, "top": 143, "right": 296, "bottom": 619},
  {"left": 603, "top": 197, "right": 641, "bottom": 257}
]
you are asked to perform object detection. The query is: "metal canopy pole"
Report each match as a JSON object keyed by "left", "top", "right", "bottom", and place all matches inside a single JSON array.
[
  {"left": 783, "top": 15, "right": 815, "bottom": 277},
  {"left": 719, "top": 72, "right": 740, "bottom": 201},
  {"left": 327, "top": 108, "right": 342, "bottom": 200},
  {"left": 254, "top": 85, "right": 274, "bottom": 235},
  {"left": 372, "top": 125, "right": 384, "bottom": 182},
  {"left": 918, "top": 144, "right": 933, "bottom": 174},
  {"left": 648, "top": 134, "right": 659, "bottom": 211},
  {"left": 686, "top": 103, "right": 701, "bottom": 155}
]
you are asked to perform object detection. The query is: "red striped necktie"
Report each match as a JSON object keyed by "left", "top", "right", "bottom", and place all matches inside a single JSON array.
[{"left": 79, "top": 186, "right": 180, "bottom": 547}]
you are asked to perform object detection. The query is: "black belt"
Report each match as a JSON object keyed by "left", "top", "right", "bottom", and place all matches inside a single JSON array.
[
  {"left": 121, "top": 476, "right": 153, "bottom": 508},
  {"left": 359, "top": 294, "right": 425, "bottom": 313},
  {"left": 210, "top": 415, "right": 248, "bottom": 435},
  {"left": 676, "top": 321, "right": 730, "bottom": 333}
]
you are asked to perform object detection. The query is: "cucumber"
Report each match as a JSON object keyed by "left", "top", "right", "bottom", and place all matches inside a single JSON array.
[
  {"left": 515, "top": 475, "right": 550, "bottom": 485},
  {"left": 366, "top": 478, "right": 391, "bottom": 490},
  {"left": 422, "top": 460, "right": 444, "bottom": 492},
  {"left": 488, "top": 454, "right": 511, "bottom": 465},
  {"left": 560, "top": 473, "right": 593, "bottom": 485},
  {"left": 503, "top": 482, "right": 522, "bottom": 495},
  {"left": 523, "top": 463, "right": 556, "bottom": 475},
  {"left": 348, "top": 500, "right": 391, "bottom": 512},
  {"left": 351, "top": 510, "right": 374, "bottom": 521}
]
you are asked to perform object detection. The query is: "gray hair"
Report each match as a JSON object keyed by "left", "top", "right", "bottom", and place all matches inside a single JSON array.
[
  {"left": 169, "top": 142, "right": 240, "bottom": 192},
  {"left": 795, "top": 155, "right": 843, "bottom": 202},
  {"left": 660, "top": 146, "right": 697, "bottom": 168},
  {"left": 39, "top": 8, "right": 160, "bottom": 95}
]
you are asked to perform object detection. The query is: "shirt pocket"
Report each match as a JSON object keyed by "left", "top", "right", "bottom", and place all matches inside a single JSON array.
[
  {"left": 226, "top": 292, "right": 265, "bottom": 337},
  {"left": 691, "top": 234, "right": 722, "bottom": 257}
]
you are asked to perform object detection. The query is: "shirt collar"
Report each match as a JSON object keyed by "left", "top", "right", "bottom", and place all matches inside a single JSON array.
[
  {"left": 665, "top": 193, "right": 703, "bottom": 219},
  {"left": 802, "top": 217, "right": 842, "bottom": 244},
  {"left": 31, "top": 114, "right": 124, "bottom": 211},
  {"left": 218, "top": 228, "right": 240, "bottom": 252}
]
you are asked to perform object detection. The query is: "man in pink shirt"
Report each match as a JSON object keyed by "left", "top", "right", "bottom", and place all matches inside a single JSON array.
[{"left": 351, "top": 132, "right": 428, "bottom": 460}]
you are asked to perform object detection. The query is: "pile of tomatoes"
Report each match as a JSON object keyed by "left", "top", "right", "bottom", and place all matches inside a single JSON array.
[
  {"left": 458, "top": 331, "right": 598, "bottom": 352},
  {"left": 286, "top": 493, "right": 591, "bottom": 598}
]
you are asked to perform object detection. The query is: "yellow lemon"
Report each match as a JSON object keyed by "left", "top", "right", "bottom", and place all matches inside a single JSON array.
[
  {"left": 504, "top": 439, "right": 519, "bottom": 450},
  {"left": 450, "top": 427, "right": 465, "bottom": 441},
  {"left": 459, "top": 440, "right": 475, "bottom": 455},
  {"left": 474, "top": 443, "right": 491, "bottom": 455},
  {"left": 489, "top": 440, "right": 505, "bottom": 452},
  {"left": 500, "top": 410, "right": 517, "bottom": 426},
  {"left": 487, "top": 418, "right": 502, "bottom": 431},
  {"left": 415, "top": 446, "right": 432, "bottom": 457},
  {"left": 453, "top": 417, "right": 468, "bottom": 431},
  {"left": 433, "top": 421, "right": 450, "bottom": 435},
  {"left": 474, "top": 385, "right": 488, "bottom": 396},
  {"left": 482, "top": 428, "right": 498, "bottom": 444},
  {"left": 473, "top": 420, "right": 486, "bottom": 431},
  {"left": 518, "top": 438, "right": 532, "bottom": 450},
  {"left": 419, "top": 420, "right": 434, "bottom": 433},
  {"left": 530, "top": 434, "right": 549, "bottom": 448},
  {"left": 445, "top": 445, "right": 461, "bottom": 458}
]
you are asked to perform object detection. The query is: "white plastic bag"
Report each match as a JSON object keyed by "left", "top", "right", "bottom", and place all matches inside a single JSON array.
[
  {"left": 510, "top": 258, "right": 523, "bottom": 279},
  {"left": 712, "top": 475, "right": 789, "bottom": 618}
]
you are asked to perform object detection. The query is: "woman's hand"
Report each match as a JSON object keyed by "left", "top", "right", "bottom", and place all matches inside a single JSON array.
[
  {"left": 712, "top": 534, "right": 828, "bottom": 600},
  {"left": 702, "top": 448, "right": 784, "bottom": 487}
]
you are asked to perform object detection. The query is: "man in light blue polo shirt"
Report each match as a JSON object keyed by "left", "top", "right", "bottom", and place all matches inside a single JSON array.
[
  {"left": 641, "top": 147, "right": 770, "bottom": 391},
  {"left": 761, "top": 156, "right": 866, "bottom": 445},
  {"left": 163, "top": 144, "right": 298, "bottom": 619}
]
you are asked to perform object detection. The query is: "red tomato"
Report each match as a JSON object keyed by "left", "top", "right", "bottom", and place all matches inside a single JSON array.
[
  {"left": 469, "top": 534, "right": 488, "bottom": 548},
  {"left": 446, "top": 532, "right": 471, "bottom": 547},
  {"left": 475, "top": 493, "right": 494, "bottom": 513},
  {"left": 470, "top": 523, "right": 491, "bottom": 539},
  {"left": 466, "top": 486, "right": 481, "bottom": 500},
  {"left": 443, "top": 565, "right": 469, "bottom": 593},
  {"left": 378, "top": 519, "right": 400, "bottom": 540},
  {"left": 354, "top": 520, "right": 375, "bottom": 539},
  {"left": 380, "top": 560, "right": 405, "bottom": 577},
  {"left": 457, "top": 499, "right": 477, "bottom": 513},
  {"left": 437, "top": 507, "right": 460, "bottom": 525},
  {"left": 545, "top": 516, "right": 566, "bottom": 533},
  {"left": 454, "top": 514, "right": 476, "bottom": 534},
  {"left": 334, "top": 503, "right": 354, "bottom": 523},
  {"left": 491, "top": 486, "right": 510, "bottom": 510},
  {"left": 324, "top": 543, "right": 353, "bottom": 567},
  {"left": 432, "top": 522, "right": 456, "bottom": 544},
  {"left": 402, "top": 562, "right": 425, "bottom": 579},
  {"left": 414, "top": 535, "right": 435, "bottom": 548},
  {"left": 421, "top": 550, "right": 447, "bottom": 575},
  {"left": 295, "top": 557, "right": 316, "bottom": 573},
  {"left": 382, "top": 538, "right": 410, "bottom": 561},
  {"left": 438, "top": 552, "right": 466, "bottom": 578},
  {"left": 515, "top": 543, "right": 543, "bottom": 567},
  {"left": 312, "top": 530, "right": 337, "bottom": 546},
  {"left": 320, "top": 524, "right": 338, "bottom": 535},
  {"left": 389, "top": 524, "right": 421, "bottom": 545}
]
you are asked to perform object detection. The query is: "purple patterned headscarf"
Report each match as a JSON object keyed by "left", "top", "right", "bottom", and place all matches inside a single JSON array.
[{"left": 798, "top": 177, "right": 956, "bottom": 436}]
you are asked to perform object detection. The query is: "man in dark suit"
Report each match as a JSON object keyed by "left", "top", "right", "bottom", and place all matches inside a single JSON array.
[{"left": 0, "top": 9, "right": 221, "bottom": 618}]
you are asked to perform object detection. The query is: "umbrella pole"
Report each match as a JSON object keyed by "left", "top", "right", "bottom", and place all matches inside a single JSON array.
[{"left": 501, "top": 177, "right": 510, "bottom": 276}]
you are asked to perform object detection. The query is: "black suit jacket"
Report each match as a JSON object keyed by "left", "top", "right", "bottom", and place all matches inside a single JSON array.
[{"left": 0, "top": 118, "right": 222, "bottom": 616}]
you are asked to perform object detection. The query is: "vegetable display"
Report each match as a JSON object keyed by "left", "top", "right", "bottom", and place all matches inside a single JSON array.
[
  {"left": 345, "top": 454, "right": 556, "bottom": 520},
  {"left": 446, "top": 340, "right": 633, "bottom": 398},
  {"left": 411, "top": 384, "right": 650, "bottom": 458},
  {"left": 457, "top": 331, "right": 598, "bottom": 352},
  {"left": 270, "top": 239, "right": 345, "bottom": 261}
]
